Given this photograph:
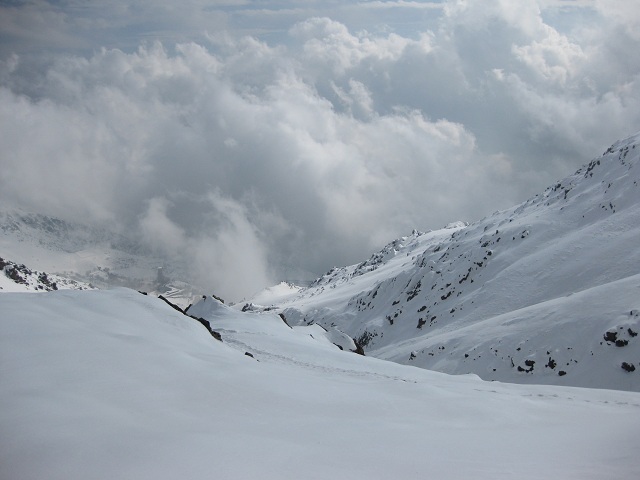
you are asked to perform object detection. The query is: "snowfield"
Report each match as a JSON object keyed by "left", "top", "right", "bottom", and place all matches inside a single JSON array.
[
  {"left": 259, "top": 132, "right": 640, "bottom": 391},
  {"left": 3, "top": 132, "right": 640, "bottom": 392},
  {"left": 3, "top": 132, "right": 640, "bottom": 478},
  {"left": 2, "top": 288, "right": 640, "bottom": 479}
]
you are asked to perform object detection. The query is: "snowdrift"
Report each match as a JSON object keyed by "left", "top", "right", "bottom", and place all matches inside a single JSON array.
[{"left": 1, "top": 288, "right": 640, "bottom": 479}]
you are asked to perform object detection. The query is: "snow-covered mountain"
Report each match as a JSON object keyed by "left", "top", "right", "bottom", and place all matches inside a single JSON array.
[
  {"left": 3, "top": 133, "right": 640, "bottom": 478},
  {"left": 0, "top": 256, "right": 93, "bottom": 292},
  {"left": 0, "top": 208, "right": 202, "bottom": 307},
  {"left": 253, "top": 132, "right": 640, "bottom": 391},
  {"left": 2, "top": 288, "right": 639, "bottom": 479},
  {"left": 3, "top": 132, "right": 639, "bottom": 392}
]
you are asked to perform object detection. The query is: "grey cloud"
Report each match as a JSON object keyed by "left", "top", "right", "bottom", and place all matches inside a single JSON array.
[{"left": 1, "top": 0, "right": 639, "bottom": 300}]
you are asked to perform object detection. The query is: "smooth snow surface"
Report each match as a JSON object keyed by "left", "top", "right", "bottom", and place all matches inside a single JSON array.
[{"left": 1, "top": 288, "right": 640, "bottom": 479}]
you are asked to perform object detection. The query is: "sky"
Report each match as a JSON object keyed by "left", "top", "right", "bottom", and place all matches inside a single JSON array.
[{"left": 1, "top": 0, "right": 639, "bottom": 300}]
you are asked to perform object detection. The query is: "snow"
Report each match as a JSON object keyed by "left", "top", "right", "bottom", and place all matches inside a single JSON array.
[
  {"left": 2, "top": 288, "right": 640, "bottom": 479},
  {"left": 0, "top": 208, "right": 202, "bottom": 303},
  {"left": 374, "top": 273, "right": 640, "bottom": 390},
  {"left": 0, "top": 272, "right": 30, "bottom": 292},
  {"left": 0, "top": 258, "right": 93, "bottom": 292},
  {"left": 247, "top": 281, "right": 303, "bottom": 306},
  {"left": 260, "top": 132, "right": 640, "bottom": 391},
  {"left": 2, "top": 132, "right": 640, "bottom": 477}
]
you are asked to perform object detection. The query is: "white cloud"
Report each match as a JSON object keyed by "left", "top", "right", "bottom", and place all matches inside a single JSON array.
[
  {"left": 138, "top": 192, "right": 272, "bottom": 302},
  {"left": 512, "top": 26, "right": 586, "bottom": 85},
  {"left": 183, "top": 192, "right": 272, "bottom": 302},
  {"left": 139, "top": 198, "right": 187, "bottom": 255},
  {"left": 289, "top": 17, "right": 428, "bottom": 75},
  {"left": 1, "top": 0, "right": 639, "bottom": 298},
  {"left": 358, "top": 1, "right": 444, "bottom": 9}
]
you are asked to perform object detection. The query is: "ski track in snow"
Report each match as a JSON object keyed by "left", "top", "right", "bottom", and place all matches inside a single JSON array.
[
  {"left": 218, "top": 325, "right": 640, "bottom": 409},
  {"left": 214, "top": 327, "right": 421, "bottom": 383}
]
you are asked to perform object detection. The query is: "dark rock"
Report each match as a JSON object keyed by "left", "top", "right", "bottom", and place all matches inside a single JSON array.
[
  {"left": 211, "top": 293, "right": 225, "bottom": 304},
  {"left": 353, "top": 342, "right": 365, "bottom": 356},
  {"left": 189, "top": 316, "right": 223, "bottom": 342},
  {"left": 621, "top": 362, "right": 636, "bottom": 372},
  {"left": 518, "top": 359, "right": 535, "bottom": 373},
  {"left": 356, "top": 330, "right": 376, "bottom": 349},
  {"left": 278, "top": 313, "right": 292, "bottom": 329},
  {"left": 440, "top": 291, "right": 452, "bottom": 301},
  {"left": 158, "top": 295, "right": 185, "bottom": 314},
  {"left": 6, "top": 266, "right": 27, "bottom": 284},
  {"left": 157, "top": 295, "right": 223, "bottom": 342}
]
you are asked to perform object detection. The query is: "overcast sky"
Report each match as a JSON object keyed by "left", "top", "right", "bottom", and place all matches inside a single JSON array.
[{"left": 1, "top": 0, "right": 639, "bottom": 300}]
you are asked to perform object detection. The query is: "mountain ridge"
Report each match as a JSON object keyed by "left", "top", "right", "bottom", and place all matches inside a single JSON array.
[
  {"left": 253, "top": 131, "right": 640, "bottom": 391},
  {"left": 0, "top": 208, "right": 204, "bottom": 305},
  {"left": 2, "top": 131, "right": 639, "bottom": 390}
]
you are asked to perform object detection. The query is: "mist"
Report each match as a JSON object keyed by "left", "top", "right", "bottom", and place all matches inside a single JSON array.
[{"left": 1, "top": 0, "right": 639, "bottom": 300}]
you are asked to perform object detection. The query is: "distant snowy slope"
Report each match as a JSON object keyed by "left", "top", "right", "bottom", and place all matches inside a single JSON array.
[
  {"left": 261, "top": 132, "right": 640, "bottom": 391},
  {"left": 2, "top": 288, "right": 640, "bottom": 479},
  {"left": 247, "top": 281, "right": 303, "bottom": 305},
  {"left": 0, "top": 208, "right": 202, "bottom": 302},
  {"left": 0, "top": 257, "right": 93, "bottom": 292}
]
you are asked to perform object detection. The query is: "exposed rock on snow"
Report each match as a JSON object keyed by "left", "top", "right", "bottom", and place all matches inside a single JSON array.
[
  {"left": 0, "top": 256, "right": 93, "bottom": 292},
  {"left": 258, "top": 132, "right": 640, "bottom": 391}
]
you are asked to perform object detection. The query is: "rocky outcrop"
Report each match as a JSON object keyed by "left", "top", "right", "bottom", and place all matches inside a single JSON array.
[{"left": 156, "top": 294, "right": 223, "bottom": 342}]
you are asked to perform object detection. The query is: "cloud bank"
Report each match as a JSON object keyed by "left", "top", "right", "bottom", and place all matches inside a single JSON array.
[{"left": 1, "top": 0, "right": 639, "bottom": 300}]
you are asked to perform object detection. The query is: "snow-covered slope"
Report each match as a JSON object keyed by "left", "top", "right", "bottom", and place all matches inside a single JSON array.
[
  {"left": 0, "top": 256, "right": 93, "bottom": 292},
  {"left": 258, "top": 132, "right": 640, "bottom": 391},
  {"left": 2, "top": 288, "right": 639, "bottom": 479},
  {"left": 0, "top": 209, "right": 201, "bottom": 304}
]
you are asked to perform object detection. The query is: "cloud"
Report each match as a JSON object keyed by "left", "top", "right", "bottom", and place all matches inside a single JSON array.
[
  {"left": 1, "top": 0, "right": 639, "bottom": 299},
  {"left": 188, "top": 191, "right": 272, "bottom": 301},
  {"left": 135, "top": 190, "right": 273, "bottom": 301},
  {"left": 139, "top": 198, "right": 187, "bottom": 255},
  {"left": 358, "top": 1, "right": 444, "bottom": 9},
  {"left": 0, "top": 2, "right": 84, "bottom": 54}
]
